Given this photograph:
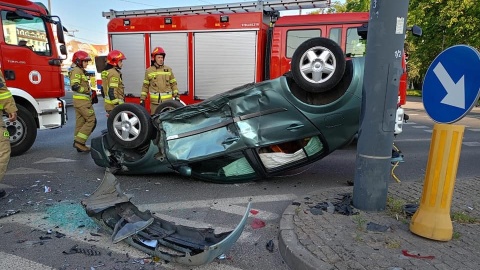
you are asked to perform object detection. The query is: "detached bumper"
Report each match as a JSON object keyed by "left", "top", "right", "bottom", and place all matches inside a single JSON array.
[{"left": 82, "top": 170, "right": 250, "bottom": 266}]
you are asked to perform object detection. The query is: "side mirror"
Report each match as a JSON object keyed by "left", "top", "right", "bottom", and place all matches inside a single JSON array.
[
  {"left": 408, "top": 25, "right": 422, "bottom": 37},
  {"left": 56, "top": 22, "right": 65, "bottom": 44},
  {"left": 59, "top": 44, "right": 67, "bottom": 55}
]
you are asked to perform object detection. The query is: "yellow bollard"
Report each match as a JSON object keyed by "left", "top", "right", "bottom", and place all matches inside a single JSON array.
[{"left": 410, "top": 123, "right": 464, "bottom": 241}]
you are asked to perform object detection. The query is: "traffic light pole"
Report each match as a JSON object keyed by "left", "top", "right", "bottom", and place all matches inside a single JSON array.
[{"left": 353, "top": 0, "right": 410, "bottom": 211}]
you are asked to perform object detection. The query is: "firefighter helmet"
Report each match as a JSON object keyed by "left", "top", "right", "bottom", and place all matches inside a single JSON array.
[
  {"left": 72, "top": 50, "right": 91, "bottom": 65},
  {"left": 151, "top": 47, "right": 166, "bottom": 59},
  {"left": 107, "top": 50, "right": 127, "bottom": 66}
]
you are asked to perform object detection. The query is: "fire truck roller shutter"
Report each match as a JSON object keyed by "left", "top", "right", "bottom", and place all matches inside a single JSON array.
[
  {"left": 150, "top": 33, "right": 188, "bottom": 96},
  {"left": 194, "top": 31, "right": 257, "bottom": 99},
  {"left": 110, "top": 34, "right": 146, "bottom": 97}
]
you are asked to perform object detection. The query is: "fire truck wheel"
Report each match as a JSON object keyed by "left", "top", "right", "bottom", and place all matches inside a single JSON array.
[
  {"left": 107, "top": 103, "right": 154, "bottom": 149},
  {"left": 291, "top": 37, "right": 346, "bottom": 93},
  {"left": 154, "top": 100, "right": 184, "bottom": 114},
  {"left": 5, "top": 104, "right": 37, "bottom": 157}
]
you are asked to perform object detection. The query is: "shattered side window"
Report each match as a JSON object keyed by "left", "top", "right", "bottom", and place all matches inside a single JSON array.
[
  {"left": 258, "top": 136, "right": 324, "bottom": 170},
  {"left": 189, "top": 151, "right": 258, "bottom": 182}
]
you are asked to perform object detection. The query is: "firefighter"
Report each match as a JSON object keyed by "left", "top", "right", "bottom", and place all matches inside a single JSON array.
[
  {"left": 0, "top": 67, "right": 18, "bottom": 199},
  {"left": 140, "top": 47, "right": 179, "bottom": 115},
  {"left": 70, "top": 50, "right": 97, "bottom": 153},
  {"left": 102, "top": 50, "right": 126, "bottom": 115}
]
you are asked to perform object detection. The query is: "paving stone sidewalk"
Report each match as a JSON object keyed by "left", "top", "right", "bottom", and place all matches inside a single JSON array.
[{"left": 279, "top": 177, "right": 480, "bottom": 270}]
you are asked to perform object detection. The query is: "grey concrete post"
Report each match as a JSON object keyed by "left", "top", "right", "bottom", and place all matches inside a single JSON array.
[{"left": 353, "top": 0, "right": 410, "bottom": 211}]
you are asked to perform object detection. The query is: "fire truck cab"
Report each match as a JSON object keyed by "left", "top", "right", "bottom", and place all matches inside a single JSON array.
[{"left": 0, "top": 0, "right": 68, "bottom": 155}]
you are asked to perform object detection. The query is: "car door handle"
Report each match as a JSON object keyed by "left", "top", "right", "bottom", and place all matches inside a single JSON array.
[
  {"left": 222, "top": 137, "right": 239, "bottom": 145},
  {"left": 286, "top": 124, "right": 305, "bottom": 131}
]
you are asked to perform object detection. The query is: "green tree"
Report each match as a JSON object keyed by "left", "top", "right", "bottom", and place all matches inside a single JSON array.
[
  {"left": 324, "top": 1, "right": 348, "bottom": 13},
  {"left": 345, "top": 0, "right": 369, "bottom": 12},
  {"left": 406, "top": 0, "right": 480, "bottom": 89}
]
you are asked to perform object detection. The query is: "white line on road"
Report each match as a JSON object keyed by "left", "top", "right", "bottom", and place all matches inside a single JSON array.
[
  {"left": 412, "top": 125, "right": 429, "bottom": 129},
  {"left": 35, "top": 157, "right": 76, "bottom": 164},
  {"left": 0, "top": 252, "right": 54, "bottom": 270},
  {"left": 5, "top": 167, "right": 53, "bottom": 175},
  {"left": 138, "top": 194, "right": 297, "bottom": 220},
  {"left": 0, "top": 213, "right": 147, "bottom": 258},
  {"left": 395, "top": 138, "right": 431, "bottom": 142}
]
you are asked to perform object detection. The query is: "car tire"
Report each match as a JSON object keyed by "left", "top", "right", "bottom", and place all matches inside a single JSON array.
[
  {"left": 154, "top": 100, "right": 184, "bottom": 114},
  {"left": 291, "top": 37, "right": 346, "bottom": 93},
  {"left": 107, "top": 103, "right": 153, "bottom": 149},
  {"left": 5, "top": 104, "right": 37, "bottom": 156}
]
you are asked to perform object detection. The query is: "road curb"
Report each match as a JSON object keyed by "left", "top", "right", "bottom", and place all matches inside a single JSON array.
[{"left": 278, "top": 204, "right": 333, "bottom": 270}]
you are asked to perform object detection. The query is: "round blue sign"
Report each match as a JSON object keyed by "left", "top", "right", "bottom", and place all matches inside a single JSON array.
[{"left": 422, "top": 45, "right": 480, "bottom": 123}]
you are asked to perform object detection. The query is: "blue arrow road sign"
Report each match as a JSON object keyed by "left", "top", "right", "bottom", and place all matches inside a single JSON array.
[{"left": 422, "top": 45, "right": 480, "bottom": 123}]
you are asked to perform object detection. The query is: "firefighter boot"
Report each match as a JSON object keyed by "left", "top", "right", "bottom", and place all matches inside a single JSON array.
[{"left": 73, "top": 141, "right": 91, "bottom": 152}]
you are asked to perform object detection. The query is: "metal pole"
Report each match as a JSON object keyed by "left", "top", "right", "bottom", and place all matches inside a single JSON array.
[
  {"left": 353, "top": 0, "right": 410, "bottom": 211},
  {"left": 48, "top": 0, "right": 51, "bottom": 13}
]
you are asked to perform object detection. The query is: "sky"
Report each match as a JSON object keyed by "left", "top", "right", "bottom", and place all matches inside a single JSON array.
[{"left": 35, "top": 0, "right": 344, "bottom": 45}]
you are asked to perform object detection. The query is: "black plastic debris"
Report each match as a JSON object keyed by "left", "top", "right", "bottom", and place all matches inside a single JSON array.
[
  {"left": 39, "top": 236, "right": 52, "bottom": 240},
  {"left": 403, "top": 204, "right": 418, "bottom": 217},
  {"left": 312, "top": 193, "right": 358, "bottom": 216},
  {"left": 292, "top": 202, "right": 301, "bottom": 206},
  {"left": 266, "top": 240, "right": 274, "bottom": 252},
  {"left": 334, "top": 193, "right": 357, "bottom": 216},
  {"left": 55, "top": 231, "right": 66, "bottom": 238},
  {"left": 63, "top": 245, "right": 101, "bottom": 256},
  {"left": 366, "top": 222, "right": 389, "bottom": 232}
]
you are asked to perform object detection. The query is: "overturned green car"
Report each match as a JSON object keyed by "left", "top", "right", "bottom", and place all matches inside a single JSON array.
[{"left": 91, "top": 37, "right": 364, "bottom": 183}]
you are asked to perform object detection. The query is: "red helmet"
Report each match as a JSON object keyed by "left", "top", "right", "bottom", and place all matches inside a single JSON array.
[
  {"left": 107, "top": 50, "right": 126, "bottom": 66},
  {"left": 72, "top": 50, "right": 91, "bottom": 65},
  {"left": 151, "top": 47, "right": 166, "bottom": 59}
]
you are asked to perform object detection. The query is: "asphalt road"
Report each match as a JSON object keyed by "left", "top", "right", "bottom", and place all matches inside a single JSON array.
[{"left": 1, "top": 97, "right": 479, "bottom": 269}]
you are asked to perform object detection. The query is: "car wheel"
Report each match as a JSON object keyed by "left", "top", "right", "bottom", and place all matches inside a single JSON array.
[
  {"left": 291, "top": 37, "right": 346, "bottom": 93},
  {"left": 5, "top": 104, "right": 37, "bottom": 156},
  {"left": 107, "top": 103, "right": 153, "bottom": 149},
  {"left": 154, "top": 100, "right": 184, "bottom": 114}
]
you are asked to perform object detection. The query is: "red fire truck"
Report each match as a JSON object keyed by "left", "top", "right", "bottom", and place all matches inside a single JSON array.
[
  {"left": 101, "top": 0, "right": 407, "bottom": 131},
  {"left": 1, "top": 0, "right": 68, "bottom": 156}
]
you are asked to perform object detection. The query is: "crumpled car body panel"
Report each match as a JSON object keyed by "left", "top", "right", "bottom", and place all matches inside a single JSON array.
[
  {"left": 82, "top": 170, "right": 251, "bottom": 266},
  {"left": 91, "top": 58, "right": 364, "bottom": 182}
]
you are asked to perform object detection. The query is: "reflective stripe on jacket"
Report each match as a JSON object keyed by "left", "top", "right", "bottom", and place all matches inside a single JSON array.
[
  {"left": 102, "top": 68, "right": 125, "bottom": 110},
  {"left": 69, "top": 66, "right": 92, "bottom": 102},
  {"left": 140, "top": 64, "right": 178, "bottom": 104}
]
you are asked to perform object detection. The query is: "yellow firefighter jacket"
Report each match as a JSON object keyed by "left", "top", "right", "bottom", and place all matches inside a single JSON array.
[
  {"left": 141, "top": 64, "right": 179, "bottom": 104},
  {"left": 102, "top": 67, "right": 124, "bottom": 112},
  {"left": 69, "top": 66, "right": 92, "bottom": 105}
]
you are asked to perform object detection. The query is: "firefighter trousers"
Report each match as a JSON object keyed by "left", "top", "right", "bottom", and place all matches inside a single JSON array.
[
  {"left": 0, "top": 122, "right": 11, "bottom": 183},
  {"left": 74, "top": 100, "right": 96, "bottom": 145}
]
